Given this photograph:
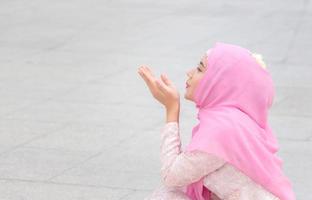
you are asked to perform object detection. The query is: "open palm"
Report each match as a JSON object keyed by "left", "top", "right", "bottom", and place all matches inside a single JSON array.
[{"left": 138, "top": 65, "right": 180, "bottom": 110}]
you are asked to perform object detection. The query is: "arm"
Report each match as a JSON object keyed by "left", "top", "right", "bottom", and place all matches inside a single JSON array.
[
  {"left": 166, "top": 106, "right": 179, "bottom": 123},
  {"left": 160, "top": 122, "right": 226, "bottom": 187}
]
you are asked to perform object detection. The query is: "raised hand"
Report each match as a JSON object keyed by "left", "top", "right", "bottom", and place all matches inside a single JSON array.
[{"left": 137, "top": 65, "right": 180, "bottom": 112}]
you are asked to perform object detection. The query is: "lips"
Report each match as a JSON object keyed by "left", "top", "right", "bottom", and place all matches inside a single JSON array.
[{"left": 186, "top": 82, "right": 190, "bottom": 88}]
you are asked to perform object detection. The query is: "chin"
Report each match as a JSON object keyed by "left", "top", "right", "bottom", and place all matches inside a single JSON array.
[{"left": 184, "top": 93, "right": 191, "bottom": 100}]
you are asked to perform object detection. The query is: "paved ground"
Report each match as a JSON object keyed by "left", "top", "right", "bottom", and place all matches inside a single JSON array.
[{"left": 0, "top": 0, "right": 311, "bottom": 199}]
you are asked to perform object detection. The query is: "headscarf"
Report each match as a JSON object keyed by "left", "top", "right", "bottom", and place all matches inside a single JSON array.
[{"left": 185, "top": 42, "right": 295, "bottom": 200}]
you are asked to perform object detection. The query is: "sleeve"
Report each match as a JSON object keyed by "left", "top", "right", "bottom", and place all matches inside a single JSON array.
[{"left": 160, "top": 122, "right": 226, "bottom": 187}]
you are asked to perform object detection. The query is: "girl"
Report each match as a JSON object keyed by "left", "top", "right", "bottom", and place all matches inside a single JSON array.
[{"left": 137, "top": 42, "right": 295, "bottom": 200}]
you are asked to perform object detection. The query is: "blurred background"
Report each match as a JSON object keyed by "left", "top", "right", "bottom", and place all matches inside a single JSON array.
[{"left": 0, "top": 0, "right": 311, "bottom": 199}]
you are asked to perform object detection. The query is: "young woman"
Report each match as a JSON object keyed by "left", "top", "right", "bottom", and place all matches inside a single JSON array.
[{"left": 137, "top": 42, "right": 296, "bottom": 200}]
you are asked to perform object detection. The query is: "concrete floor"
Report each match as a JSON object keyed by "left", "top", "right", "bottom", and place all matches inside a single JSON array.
[{"left": 0, "top": 0, "right": 311, "bottom": 199}]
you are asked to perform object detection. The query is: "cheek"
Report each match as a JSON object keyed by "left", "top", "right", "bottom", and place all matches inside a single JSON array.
[
  {"left": 187, "top": 77, "right": 200, "bottom": 97},
  {"left": 191, "top": 73, "right": 206, "bottom": 93},
  {"left": 191, "top": 75, "right": 203, "bottom": 89}
]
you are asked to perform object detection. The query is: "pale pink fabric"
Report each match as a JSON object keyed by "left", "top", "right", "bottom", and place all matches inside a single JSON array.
[
  {"left": 185, "top": 42, "right": 296, "bottom": 200},
  {"left": 146, "top": 122, "right": 280, "bottom": 200},
  {"left": 160, "top": 122, "right": 226, "bottom": 188},
  {"left": 145, "top": 122, "right": 223, "bottom": 200}
]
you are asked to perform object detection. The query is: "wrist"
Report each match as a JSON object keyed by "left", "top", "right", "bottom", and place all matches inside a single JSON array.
[
  {"left": 166, "top": 102, "right": 180, "bottom": 113},
  {"left": 166, "top": 106, "right": 179, "bottom": 123}
]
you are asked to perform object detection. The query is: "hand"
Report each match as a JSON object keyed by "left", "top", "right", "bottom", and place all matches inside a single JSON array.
[{"left": 137, "top": 65, "right": 180, "bottom": 111}]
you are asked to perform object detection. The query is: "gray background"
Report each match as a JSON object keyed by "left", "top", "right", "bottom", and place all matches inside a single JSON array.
[{"left": 0, "top": 0, "right": 311, "bottom": 199}]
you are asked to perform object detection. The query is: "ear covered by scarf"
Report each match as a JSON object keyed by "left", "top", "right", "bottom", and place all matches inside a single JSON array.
[{"left": 185, "top": 42, "right": 296, "bottom": 200}]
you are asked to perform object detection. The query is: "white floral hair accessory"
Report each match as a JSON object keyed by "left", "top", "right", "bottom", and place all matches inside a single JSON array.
[{"left": 251, "top": 53, "right": 267, "bottom": 69}]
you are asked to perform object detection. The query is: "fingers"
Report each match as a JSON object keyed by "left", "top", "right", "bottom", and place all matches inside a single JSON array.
[
  {"left": 138, "top": 66, "right": 171, "bottom": 94},
  {"left": 160, "top": 74, "right": 172, "bottom": 86},
  {"left": 138, "top": 66, "right": 151, "bottom": 84},
  {"left": 144, "top": 66, "right": 154, "bottom": 77},
  {"left": 139, "top": 66, "right": 154, "bottom": 77},
  {"left": 138, "top": 66, "right": 161, "bottom": 98},
  {"left": 155, "top": 78, "right": 169, "bottom": 94},
  {"left": 138, "top": 66, "right": 155, "bottom": 83},
  {"left": 138, "top": 67, "right": 149, "bottom": 84}
]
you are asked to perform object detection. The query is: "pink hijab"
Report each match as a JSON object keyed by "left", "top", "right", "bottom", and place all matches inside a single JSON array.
[{"left": 185, "top": 42, "right": 295, "bottom": 200}]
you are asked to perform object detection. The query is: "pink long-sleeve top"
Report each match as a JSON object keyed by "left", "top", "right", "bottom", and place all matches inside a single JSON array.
[{"left": 156, "top": 122, "right": 280, "bottom": 200}]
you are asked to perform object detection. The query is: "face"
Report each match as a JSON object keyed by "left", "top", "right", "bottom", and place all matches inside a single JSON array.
[{"left": 184, "top": 54, "right": 208, "bottom": 101}]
